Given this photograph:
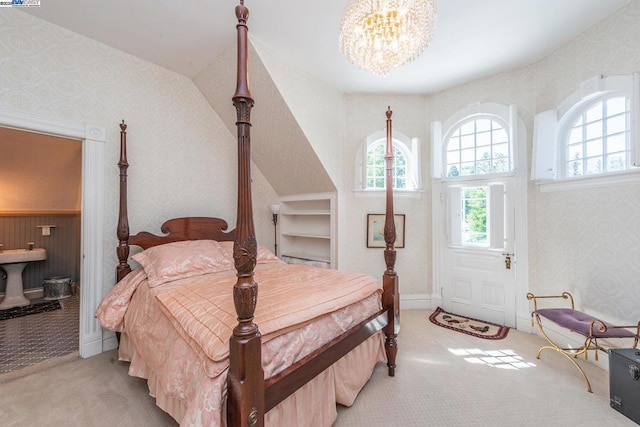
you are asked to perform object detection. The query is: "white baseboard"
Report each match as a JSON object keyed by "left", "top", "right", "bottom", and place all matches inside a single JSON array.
[
  {"left": 102, "top": 331, "right": 119, "bottom": 352},
  {"left": 80, "top": 337, "right": 104, "bottom": 358},
  {"left": 400, "top": 293, "right": 431, "bottom": 310}
]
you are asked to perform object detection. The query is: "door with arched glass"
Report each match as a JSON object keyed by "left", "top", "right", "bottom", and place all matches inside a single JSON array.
[{"left": 432, "top": 104, "right": 526, "bottom": 328}]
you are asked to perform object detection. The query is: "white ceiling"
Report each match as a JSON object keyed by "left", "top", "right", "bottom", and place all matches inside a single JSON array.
[{"left": 22, "top": 0, "right": 631, "bottom": 94}]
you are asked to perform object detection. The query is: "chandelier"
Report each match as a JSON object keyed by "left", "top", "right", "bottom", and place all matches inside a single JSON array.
[{"left": 339, "top": 0, "right": 437, "bottom": 76}]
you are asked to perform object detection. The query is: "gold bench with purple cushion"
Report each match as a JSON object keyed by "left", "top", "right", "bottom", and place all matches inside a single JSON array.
[{"left": 526, "top": 292, "right": 640, "bottom": 392}]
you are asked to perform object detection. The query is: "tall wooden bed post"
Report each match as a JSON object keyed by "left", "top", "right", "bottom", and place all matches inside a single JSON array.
[
  {"left": 227, "top": 2, "right": 265, "bottom": 426},
  {"left": 383, "top": 107, "right": 400, "bottom": 376},
  {"left": 116, "top": 120, "right": 131, "bottom": 283}
]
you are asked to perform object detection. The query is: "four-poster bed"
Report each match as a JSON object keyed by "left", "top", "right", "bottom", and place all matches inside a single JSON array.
[{"left": 96, "top": 2, "right": 400, "bottom": 426}]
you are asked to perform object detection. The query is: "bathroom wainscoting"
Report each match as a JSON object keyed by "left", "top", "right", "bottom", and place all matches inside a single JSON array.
[{"left": 0, "top": 213, "right": 80, "bottom": 295}]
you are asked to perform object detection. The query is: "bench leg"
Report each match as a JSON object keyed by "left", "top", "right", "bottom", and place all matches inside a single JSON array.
[
  {"left": 536, "top": 345, "right": 593, "bottom": 393},
  {"left": 532, "top": 313, "right": 593, "bottom": 393}
]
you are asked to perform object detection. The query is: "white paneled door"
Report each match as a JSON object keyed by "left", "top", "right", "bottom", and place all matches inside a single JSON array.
[{"left": 441, "top": 178, "right": 517, "bottom": 327}]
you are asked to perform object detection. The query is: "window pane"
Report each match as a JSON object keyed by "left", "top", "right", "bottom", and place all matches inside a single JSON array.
[
  {"left": 586, "top": 120, "right": 603, "bottom": 139},
  {"left": 447, "top": 151, "right": 460, "bottom": 164},
  {"left": 567, "top": 143, "right": 583, "bottom": 160},
  {"left": 460, "top": 121, "right": 474, "bottom": 136},
  {"left": 476, "top": 149, "right": 491, "bottom": 161},
  {"left": 569, "top": 127, "right": 582, "bottom": 144},
  {"left": 493, "top": 158, "right": 509, "bottom": 173},
  {"left": 568, "top": 160, "right": 583, "bottom": 177},
  {"left": 461, "top": 187, "right": 488, "bottom": 246},
  {"left": 586, "top": 157, "right": 603, "bottom": 174},
  {"left": 475, "top": 159, "right": 491, "bottom": 174},
  {"left": 607, "top": 114, "right": 627, "bottom": 135},
  {"left": 607, "top": 153, "right": 626, "bottom": 171},
  {"left": 585, "top": 103, "right": 603, "bottom": 123},
  {"left": 492, "top": 128, "right": 508, "bottom": 144},
  {"left": 448, "top": 135, "right": 460, "bottom": 151},
  {"left": 476, "top": 119, "right": 491, "bottom": 132},
  {"left": 586, "top": 138, "right": 603, "bottom": 157},
  {"left": 607, "top": 133, "right": 626, "bottom": 153},
  {"left": 607, "top": 97, "right": 627, "bottom": 116},
  {"left": 460, "top": 162, "right": 475, "bottom": 176},
  {"left": 460, "top": 134, "right": 475, "bottom": 149},
  {"left": 493, "top": 143, "right": 509, "bottom": 158},
  {"left": 476, "top": 130, "right": 491, "bottom": 146},
  {"left": 461, "top": 148, "right": 475, "bottom": 162}
]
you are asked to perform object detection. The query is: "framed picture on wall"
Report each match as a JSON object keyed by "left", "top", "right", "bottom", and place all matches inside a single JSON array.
[{"left": 367, "top": 214, "right": 405, "bottom": 248}]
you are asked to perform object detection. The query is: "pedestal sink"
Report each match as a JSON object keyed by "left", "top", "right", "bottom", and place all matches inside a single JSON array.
[{"left": 0, "top": 248, "right": 47, "bottom": 309}]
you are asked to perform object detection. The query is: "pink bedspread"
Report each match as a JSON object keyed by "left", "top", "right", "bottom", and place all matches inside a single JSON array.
[
  {"left": 156, "top": 262, "right": 382, "bottom": 369},
  {"left": 96, "top": 261, "right": 386, "bottom": 426}
]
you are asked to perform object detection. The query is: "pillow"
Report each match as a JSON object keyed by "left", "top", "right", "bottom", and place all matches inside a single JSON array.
[
  {"left": 132, "top": 240, "right": 233, "bottom": 287},
  {"left": 217, "top": 241, "right": 282, "bottom": 264}
]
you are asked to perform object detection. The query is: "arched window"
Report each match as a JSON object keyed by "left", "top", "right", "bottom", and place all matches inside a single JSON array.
[
  {"left": 355, "top": 129, "right": 420, "bottom": 193},
  {"left": 532, "top": 73, "right": 640, "bottom": 188},
  {"left": 563, "top": 95, "right": 629, "bottom": 177},
  {"left": 366, "top": 141, "right": 408, "bottom": 189},
  {"left": 445, "top": 117, "right": 512, "bottom": 177},
  {"left": 431, "top": 103, "right": 518, "bottom": 180}
]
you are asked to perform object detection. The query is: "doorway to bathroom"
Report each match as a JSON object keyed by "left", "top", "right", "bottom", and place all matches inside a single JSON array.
[
  {"left": 0, "top": 107, "right": 107, "bottom": 370},
  {"left": 0, "top": 127, "right": 82, "bottom": 373}
]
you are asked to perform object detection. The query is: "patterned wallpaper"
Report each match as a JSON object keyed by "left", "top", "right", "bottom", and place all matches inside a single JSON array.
[
  {"left": 193, "top": 41, "right": 336, "bottom": 197},
  {"left": 0, "top": 10, "right": 277, "bottom": 296},
  {"left": 343, "top": 95, "right": 430, "bottom": 296},
  {"left": 427, "top": 0, "right": 640, "bottom": 323}
]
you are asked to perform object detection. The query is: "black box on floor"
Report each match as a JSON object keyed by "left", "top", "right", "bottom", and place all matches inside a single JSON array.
[{"left": 610, "top": 348, "right": 640, "bottom": 425}]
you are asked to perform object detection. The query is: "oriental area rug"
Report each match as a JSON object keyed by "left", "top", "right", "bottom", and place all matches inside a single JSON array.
[
  {"left": 0, "top": 300, "right": 61, "bottom": 321},
  {"left": 429, "top": 306, "right": 509, "bottom": 340}
]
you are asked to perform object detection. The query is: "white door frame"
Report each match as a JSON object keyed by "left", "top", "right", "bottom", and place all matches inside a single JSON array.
[
  {"left": 431, "top": 103, "right": 530, "bottom": 331},
  {"left": 0, "top": 107, "right": 106, "bottom": 357}
]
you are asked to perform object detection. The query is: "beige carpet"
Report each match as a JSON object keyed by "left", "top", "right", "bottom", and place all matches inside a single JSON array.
[{"left": 0, "top": 309, "right": 635, "bottom": 426}]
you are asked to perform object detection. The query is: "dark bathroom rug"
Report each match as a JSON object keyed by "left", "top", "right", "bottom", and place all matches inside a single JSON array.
[{"left": 0, "top": 300, "right": 61, "bottom": 321}]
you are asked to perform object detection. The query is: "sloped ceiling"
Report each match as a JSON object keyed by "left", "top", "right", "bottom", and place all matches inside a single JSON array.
[{"left": 193, "top": 42, "right": 336, "bottom": 197}]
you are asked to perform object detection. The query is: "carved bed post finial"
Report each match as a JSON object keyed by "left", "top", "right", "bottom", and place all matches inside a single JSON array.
[
  {"left": 116, "top": 120, "right": 131, "bottom": 283},
  {"left": 228, "top": 2, "right": 265, "bottom": 427},
  {"left": 383, "top": 106, "right": 399, "bottom": 376}
]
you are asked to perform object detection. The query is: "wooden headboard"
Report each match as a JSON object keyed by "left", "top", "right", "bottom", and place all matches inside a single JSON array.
[{"left": 114, "top": 121, "right": 236, "bottom": 282}]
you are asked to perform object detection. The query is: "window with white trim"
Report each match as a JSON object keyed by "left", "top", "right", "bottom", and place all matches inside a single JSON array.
[
  {"left": 431, "top": 103, "right": 519, "bottom": 180},
  {"left": 355, "top": 129, "right": 421, "bottom": 192},
  {"left": 532, "top": 73, "right": 640, "bottom": 188},
  {"left": 445, "top": 118, "right": 512, "bottom": 177},
  {"left": 565, "top": 95, "right": 629, "bottom": 177}
]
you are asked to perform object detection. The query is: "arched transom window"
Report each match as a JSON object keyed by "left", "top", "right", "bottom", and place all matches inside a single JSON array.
[{"left": 445, "top": 118, "right": 512, "bottom": 178}]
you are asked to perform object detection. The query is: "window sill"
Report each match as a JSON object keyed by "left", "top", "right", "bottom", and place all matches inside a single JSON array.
[
  {"left": 536, "top": 170, "right": 640, "bottom": 192},
  {"left": 352, "top": 189, "right": 424, "bottom": 199}
]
